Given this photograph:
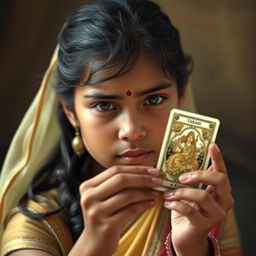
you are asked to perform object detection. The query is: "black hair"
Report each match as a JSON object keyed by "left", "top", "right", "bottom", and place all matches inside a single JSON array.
[{"left": 18, "top": 0, "right": 192, "bottom": 241}]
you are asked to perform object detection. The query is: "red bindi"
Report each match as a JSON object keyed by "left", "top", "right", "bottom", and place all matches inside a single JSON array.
[{"left": 126, "top": 90, "right": 132, "bottom": 96}]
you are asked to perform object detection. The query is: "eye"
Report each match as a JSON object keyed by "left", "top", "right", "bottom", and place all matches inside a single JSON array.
[
  {"left": 145, "top": 95, "right": 166, "bottom": 105},
  {"left": 92, "top": 101, "right": 115, "bottom": 112}
]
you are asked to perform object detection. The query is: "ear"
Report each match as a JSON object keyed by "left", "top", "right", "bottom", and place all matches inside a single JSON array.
[
  {"left": 177, "top": 80, "right": 189, "bottom": 109},
  {"left": 58, "top": 96, "right": 78, "bottom": 127}
]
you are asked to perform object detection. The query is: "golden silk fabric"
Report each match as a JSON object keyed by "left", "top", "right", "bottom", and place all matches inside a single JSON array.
[{"left": 1, "top": 190, "right": 73, "bottom": 256}]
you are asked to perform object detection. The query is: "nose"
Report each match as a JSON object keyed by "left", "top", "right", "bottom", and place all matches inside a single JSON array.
[{"left": 118, "top": 112, "right": 146, "bottom": 142}]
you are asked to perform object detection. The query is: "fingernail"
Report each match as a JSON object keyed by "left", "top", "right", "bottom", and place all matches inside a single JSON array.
[
  {"left": 179, "top": 173, "right": 192, "bottom": 182},
  {"left": 164, "top": 201, "right": 175, "bottom": 208},
  {"left": 214, "top": 143, "right": 221, "bottom": 153},
  {"left": 147, "top": 168, "right": 159, "bottom": 176},
  {"left": 152, "top": 177, "right": 163, "bottom": 185},
  {"left": 164, "top": 190, "right": 175, "bottom": 198}
]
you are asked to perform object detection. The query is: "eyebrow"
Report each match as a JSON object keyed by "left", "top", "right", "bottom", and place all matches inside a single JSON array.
[
  {"left": 84, "top": 93, "right": 121, "bottom": 100},
  {"left": 83, "top": 83, "right": 173, "bottom": 100},
  {"left": 135, "top": 83, "right": 173, "bottom": 97}
]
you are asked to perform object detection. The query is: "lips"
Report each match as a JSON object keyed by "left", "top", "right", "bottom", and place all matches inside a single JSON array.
[{"left": 118, "top": 148, "right": 152, "bottom": 164}]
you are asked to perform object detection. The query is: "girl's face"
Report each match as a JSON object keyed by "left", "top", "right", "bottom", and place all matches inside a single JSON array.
[{"left": 67, "top": 53, "right": 186, "bottom": 173}]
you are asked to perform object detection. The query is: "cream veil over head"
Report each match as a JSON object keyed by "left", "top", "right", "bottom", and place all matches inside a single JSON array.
[
  {"left": 0, "top": 46, "right": 196, "bottom": 238},
  {"left": 0, "top": 47, "right": 61, "bottom": 237}
]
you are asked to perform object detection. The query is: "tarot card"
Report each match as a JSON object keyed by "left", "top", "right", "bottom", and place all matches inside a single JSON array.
[{"left": 155, "top": 108, "right": 220, "bottom": 192}]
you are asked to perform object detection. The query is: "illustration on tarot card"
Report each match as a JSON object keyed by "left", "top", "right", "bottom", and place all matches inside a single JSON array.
[{"left": 156, "top": 109, "right": 220, "bottom": 190}]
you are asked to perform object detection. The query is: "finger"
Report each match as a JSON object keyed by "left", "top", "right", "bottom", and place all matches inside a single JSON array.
[
  {"left": 164, "top": 200, "right": 208, "bottom": 227},
  {"left": 81, "top": 172, "right": 163, "bottom": 204},
  {"left": 205, "top": 185, "right": 215, "bottom": 196},
  {"left": 209, "top": 143, "right": 227, "bottom": 175},
  {"left": 207, "top": 165, "right": 214, "bottom": 171},
  {"left": 164, "top": 188, "right": 225, "bottom": 221},
  {"left": 100, "top": 189, "right": 160, "bottom": 216},
  {"left": 82, "top": 166, "right": 159, "bottom": 188},
  {"left": 180, "top": 170, "right": 231, "bottom": 192},
  {"left": 178, "top": 171, "right": 234, "bottom": 210},
  {"left": 208, "top": 143, "right": 232, "bottom": 192},
  {"left": 84, "top": 196, "right": 156, "bottom": 233},
  {"left": 110, "top": 199, "right": 156, "bottom": 225}
]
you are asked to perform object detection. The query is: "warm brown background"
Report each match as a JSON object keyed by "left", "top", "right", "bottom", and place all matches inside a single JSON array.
[{"left": 0, "top": 0, "right": 255, "bottom": 254}]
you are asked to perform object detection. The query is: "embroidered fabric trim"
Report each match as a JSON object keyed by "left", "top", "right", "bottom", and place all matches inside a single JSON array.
[
  {"left": 164, "top": 231, "right": 221, "bottom": 256},
  {"left": 164, "top": 231, "right": 173, "bottom": 256},
  {"left": 208, "top": 232, "right": 221, "bottom": 256}
]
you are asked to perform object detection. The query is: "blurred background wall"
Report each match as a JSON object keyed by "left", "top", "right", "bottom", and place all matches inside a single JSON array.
[
  {"left": 0, "top": 0, "right": 255, "bottom": 255},
  {"left": 157, "top": 1, "right": 256, "bottom": 255}
]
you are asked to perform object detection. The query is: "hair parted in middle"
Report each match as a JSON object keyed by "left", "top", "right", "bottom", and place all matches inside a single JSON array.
[{"left": 56, "top": 0, "right": 192, "bottom": 110}]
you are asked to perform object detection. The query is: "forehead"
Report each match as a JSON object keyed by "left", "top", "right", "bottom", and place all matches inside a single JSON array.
[{"left": 79, "top": 52, "right": 175, "bottom": 93}]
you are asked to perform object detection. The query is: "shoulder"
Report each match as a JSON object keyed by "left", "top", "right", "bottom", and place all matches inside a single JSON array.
[{"left": 1, "top": 189, "right": 73, "bottom": 256}]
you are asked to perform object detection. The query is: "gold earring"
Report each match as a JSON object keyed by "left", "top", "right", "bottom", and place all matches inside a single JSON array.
[{"left": 72, "top": 126, "right": 85, "bottom": 156}]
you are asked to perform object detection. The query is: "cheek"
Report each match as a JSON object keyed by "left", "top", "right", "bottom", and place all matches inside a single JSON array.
[
  {"left": 79, "top": 119, "right": 113, "bottom": 165},
  {"left": 78, "top": 113, "right": 116, "bottom": 154},
  {"left": 153, "top": 98, "right": 179, "bottom": 147},
  {"left": 154, "top": 112, "right": 169, "bottom": 141},
  {"left": 148, "top": 109, "right": 170, "bottom": 143},
  {"left": 79, "top": 117, "right": 110, "bottom": 145}
]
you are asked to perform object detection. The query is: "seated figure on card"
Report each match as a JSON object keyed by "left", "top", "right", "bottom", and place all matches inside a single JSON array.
[{"left": 166, "top": 131, "right": 201, "bottom": 174}]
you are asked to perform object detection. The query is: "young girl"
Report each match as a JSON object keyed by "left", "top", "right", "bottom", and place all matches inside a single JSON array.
[{"left": 0, "top": 0, "right": 242, "bottom": 255}]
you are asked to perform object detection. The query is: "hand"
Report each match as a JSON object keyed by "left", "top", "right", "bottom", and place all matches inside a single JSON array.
[
  {"left": 163, "top": 143, "right": 234, "bottom": 256},
  {"left": 72, "top": 166, "right": 161, "bottom": 256}
]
